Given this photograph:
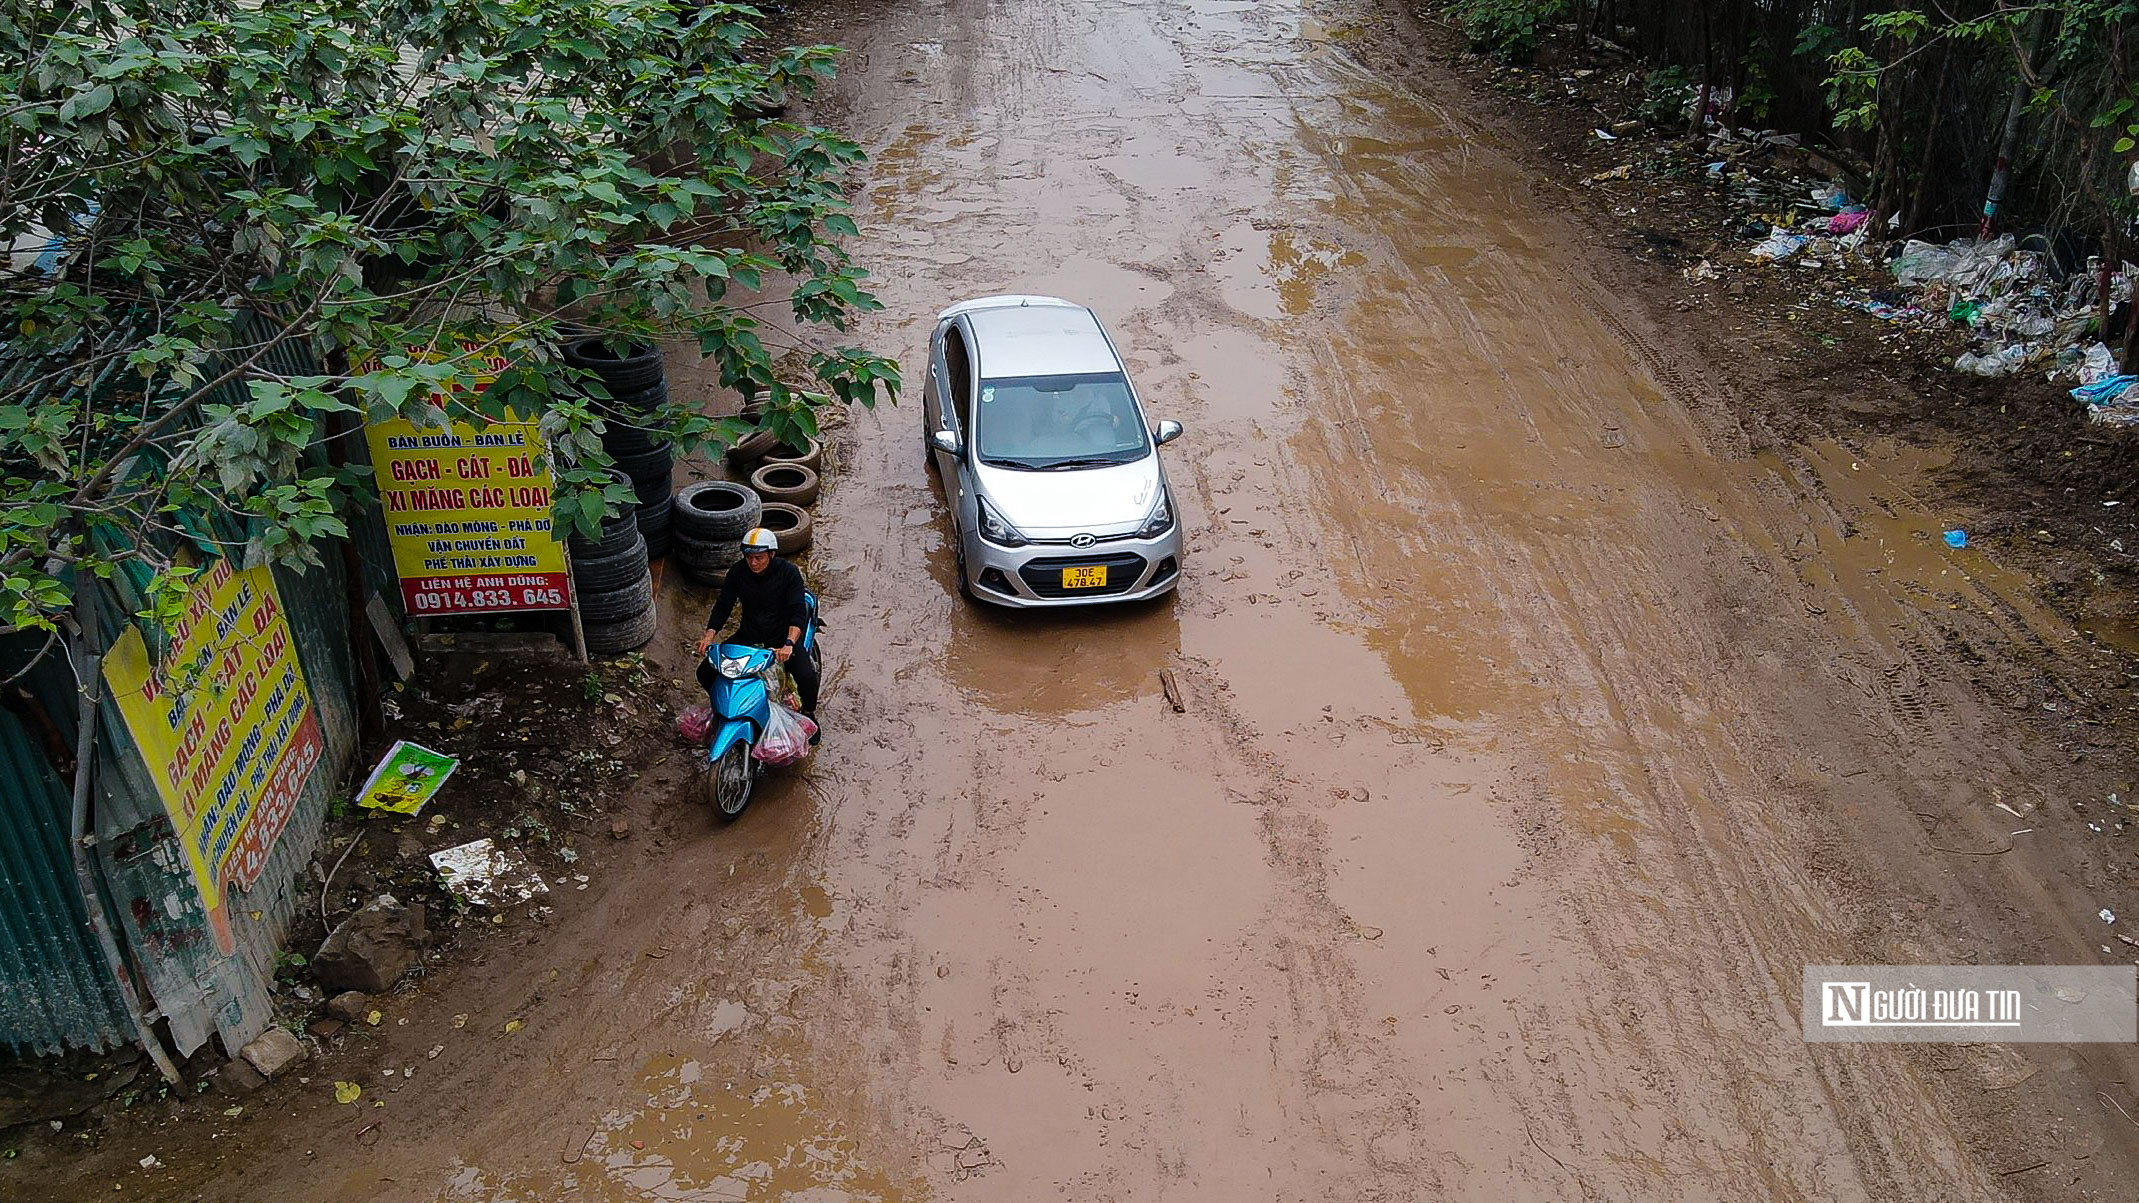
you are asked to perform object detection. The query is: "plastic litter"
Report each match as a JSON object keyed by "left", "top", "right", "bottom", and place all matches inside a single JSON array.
[
  {"left": 355, "top": 741, "right": 459, "bottom": 816},
  {"left": 2073, "top": 375, "right": 2139, "bottom": 405},
  {"left": 1827, "top": 210, "right": 1869, "bottom": 235},
  {"left": 1890, "top": 240, "right": 1963, "bottom": 287},
  {"left": 1750, "top": 232, "right": 1806, "bottom": 262},
  {"left": 2077, "top": 375, "right": 2139, "bottom": 425},
  {"left": 428, "top": 838, "right": 550, "bottom": 908},
  {"left": 1942, "top": 530, "right": 1968, "bottom": 549},
  {"left": 2050, "top": 343, "right": 2119, "bottom": 386},
  {"left": 753, "top": 703, "right": 818, "bottom": 766},
  {"left": 1954, "top": 345, "right": 2032, "bottom": 377}
]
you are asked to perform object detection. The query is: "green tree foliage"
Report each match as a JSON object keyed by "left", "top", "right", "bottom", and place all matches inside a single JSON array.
[
  {"left": 0, "top": 0, "right": 899, "bottom": 634},
  {"left": 1448, "top": 0, "right": 1570, "bottom": 61}
]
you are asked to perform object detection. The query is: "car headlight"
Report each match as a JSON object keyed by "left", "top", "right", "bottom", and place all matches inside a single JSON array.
[
  {"left": 1136, "top": 489, "right": 1174, "bottom": 538},
  {"left": 976, "top": 496, "right": 1027, "bottom": 547}
]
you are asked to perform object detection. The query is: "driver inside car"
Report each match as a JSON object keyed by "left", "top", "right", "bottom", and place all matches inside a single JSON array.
[{"left": 1027, "top": 386, "right": 1117, "bottom": 446}]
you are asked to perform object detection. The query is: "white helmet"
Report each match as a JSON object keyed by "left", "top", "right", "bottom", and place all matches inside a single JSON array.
[{"left": 741, "top": 527, "right": 778, "bottom": 552}]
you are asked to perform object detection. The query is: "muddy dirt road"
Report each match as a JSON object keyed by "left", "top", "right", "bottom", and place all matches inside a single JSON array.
[{"left": 44, "top": 1, "right": 2139, "bottom": 1200}]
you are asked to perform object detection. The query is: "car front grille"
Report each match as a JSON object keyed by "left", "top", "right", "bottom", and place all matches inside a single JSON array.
[
  {"left": 1030, "top": 530, "right": 1140, "bottom": 546},
  {"left": 1019, "top": 552, "right": 1147, "bottom": 598}
]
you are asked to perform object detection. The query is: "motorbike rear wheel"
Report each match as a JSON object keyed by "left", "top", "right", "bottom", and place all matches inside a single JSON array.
[{"left": 707, "top": 742, "right": 755, "bottom": 821}]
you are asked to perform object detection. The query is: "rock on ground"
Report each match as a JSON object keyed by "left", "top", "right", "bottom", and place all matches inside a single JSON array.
[
  {"left": 312, "top": 894, "right": 427, "bottom": 995},
  {"left": 238, "top": 1029, "right": 307, "bottom": 1080}
]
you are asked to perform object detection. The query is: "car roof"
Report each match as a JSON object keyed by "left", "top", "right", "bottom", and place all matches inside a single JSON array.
[{"left": 952, "top": 297, "right": 1123, "bottom": 380}]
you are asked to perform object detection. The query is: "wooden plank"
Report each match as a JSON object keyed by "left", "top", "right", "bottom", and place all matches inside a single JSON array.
[
  {"left": 1158, "top": 669, "right": 1186, "bottom": 713},
  {"left": 365, "top": 592, "right": 415, "bottom": 681}
]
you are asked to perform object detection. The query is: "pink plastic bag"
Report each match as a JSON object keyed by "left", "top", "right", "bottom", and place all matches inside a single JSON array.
[
  {"left": 752, "top": 703, "right": 817, "bottom": 765},
  {"left": 676, "top": 703, "right": 713, "bottom": 745}
]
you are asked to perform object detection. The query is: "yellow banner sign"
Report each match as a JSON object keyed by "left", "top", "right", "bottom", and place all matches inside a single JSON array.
[
  {"left": 103, "top": 560, "right": 324, "bottom": 955},
  {"left": 365, "top": 417, "right": 571, "bottom": 614}
]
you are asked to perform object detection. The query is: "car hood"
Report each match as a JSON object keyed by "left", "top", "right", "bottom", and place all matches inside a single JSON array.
[{"left": 975, "top": 456, "right": 1160, "bottom": 538}]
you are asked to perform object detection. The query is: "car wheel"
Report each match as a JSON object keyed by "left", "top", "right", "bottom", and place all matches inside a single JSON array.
[{"left": 953, "top": 536, "right": 975, "bottom": 600}]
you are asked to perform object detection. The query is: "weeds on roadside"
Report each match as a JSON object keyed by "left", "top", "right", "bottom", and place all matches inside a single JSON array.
[{"left": 1446, "top": 0, "right": 1567, "bottom": 62}]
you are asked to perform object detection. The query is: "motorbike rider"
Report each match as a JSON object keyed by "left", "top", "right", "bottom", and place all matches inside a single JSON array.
[{"left": 694, "top": 527, "right": 820, "bottom": 738}]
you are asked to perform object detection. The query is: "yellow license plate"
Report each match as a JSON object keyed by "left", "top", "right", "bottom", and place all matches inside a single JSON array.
[{"left": 1061, "top": 565, "right": 1108, "bottom": 589}]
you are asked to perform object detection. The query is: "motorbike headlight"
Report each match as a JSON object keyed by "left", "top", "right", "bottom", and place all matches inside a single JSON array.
[
  {"left": 1136, "top": 489, "right": 1174, "bottom": 538},
  {"left": 976, "top": 496, "right": 1027, "bottom": 547},
  {"left": 718, "top": 655, "right": 755, "bottom": 679}
]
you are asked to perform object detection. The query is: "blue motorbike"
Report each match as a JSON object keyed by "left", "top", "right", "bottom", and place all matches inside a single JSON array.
[{"left": 701, "top": 592, "right": 818, "bottom": 820}]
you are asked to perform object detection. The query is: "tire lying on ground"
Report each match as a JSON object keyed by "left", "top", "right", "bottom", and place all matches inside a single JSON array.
[
  {"left": 723, "top": 427, "right": 780, "bottom": 467},
  {"left": 757, "top": 502, "right": 813, "bottom": 555},
  {"left": 674, "top": 481, "right": 760, "bottom": 542},
  {"left": 562, "top": 336, "right": 664, "bottom": 393},
  {"left": 570, "top": 534, "right": 650, "bottom": 594},
  {"left": 567, "top": 507, "right": 641, "bottom": 559},
  {"left": 636, "top": 493, "right": 674, "bottom": 558},
  {"left": 577, "top": 568, "right": 654, "bottom": 624},
  {"left": 583, "top": 606, "right": 657, "bottom": 655},
  {"left": 758, "top": 436, "right": 823, "bottom": 474},
  {"left": 749, "top": 462, "right": 820, "bottom": 509}
]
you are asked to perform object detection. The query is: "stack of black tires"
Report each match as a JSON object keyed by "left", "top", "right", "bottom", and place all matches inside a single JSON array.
[
  {"left": 725, "top": 433, "right": 821, "bottom": 558},
  {"left": 673, "top": 481, "right": 760, "bottom": 587},
  {"left": 563, "top": 336, "right": 674, "bottom": 557},
  {"left": 561, "top": 336, "right": 671, "bottom": 653},
  {"left": 569, "top": 500, "right": 656, "bottom": 654}
]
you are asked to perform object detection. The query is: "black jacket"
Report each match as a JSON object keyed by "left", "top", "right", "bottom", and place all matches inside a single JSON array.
[{"left": 707, "top": 557, "right": 809, "bottom": 646}]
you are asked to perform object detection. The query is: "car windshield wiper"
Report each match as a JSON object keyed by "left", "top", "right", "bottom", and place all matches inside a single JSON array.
[
  {"left": 1039, "top": 457, "right": 1128, "bottom": 470},
  {"left": 980, "top": 456, "right": 1049, "bottom": 470}
]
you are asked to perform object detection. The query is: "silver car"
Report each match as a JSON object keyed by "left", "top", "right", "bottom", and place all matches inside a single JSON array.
[{"left": 922, "top": 295, "right": 1184, "bottom": 607}]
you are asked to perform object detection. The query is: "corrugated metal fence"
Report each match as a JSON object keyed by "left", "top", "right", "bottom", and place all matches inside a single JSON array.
[
  {"left": 1, "top": 309, "right": 397, "bottom": 1061},
  {"left": 0, "top": 693, "right": 132, "bottom": 1055}
]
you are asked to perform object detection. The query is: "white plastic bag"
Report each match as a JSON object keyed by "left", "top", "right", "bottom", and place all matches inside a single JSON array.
[
  {"left": 1750, "top": 231, "right": 1806, "bottom": 262},
  {"left": 1954, "top": 345, "right": 2030, "bottom": 377},
  {"left": 753, "top": 703, "right": 817, "bottom": 766},
  {"left": 1891, "top": 239, "right": 1961, "bottom": 286}
]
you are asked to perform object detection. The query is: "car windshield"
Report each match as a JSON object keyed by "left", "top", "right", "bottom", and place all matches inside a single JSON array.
[{"left": 973, "top": 372, "right": 1149, "bottom": 469}]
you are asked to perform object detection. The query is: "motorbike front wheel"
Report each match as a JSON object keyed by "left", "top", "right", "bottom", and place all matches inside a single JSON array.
[{"left": 707, "top": 742, "right": 756, "bottom": 821}]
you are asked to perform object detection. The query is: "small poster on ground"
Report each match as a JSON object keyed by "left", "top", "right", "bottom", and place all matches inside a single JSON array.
[{"left": 355, "top": 741, "right": 460, "bottom": 815}]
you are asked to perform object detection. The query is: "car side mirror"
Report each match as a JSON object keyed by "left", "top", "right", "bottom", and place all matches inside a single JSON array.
[
  {"left": 931, "top": 429, "right": 963, "bottom": 455},
  {"left": 1153, "top": 420, "right": 1184, "bottom": 446}
]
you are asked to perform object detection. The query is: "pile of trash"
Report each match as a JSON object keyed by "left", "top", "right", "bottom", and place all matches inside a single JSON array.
[
  {"left": 1713, "top": 179, "right": 2136, "bottom": 424},
  {"left": 1510, "top": 52, "right": 2139, "bottom": 428}
]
